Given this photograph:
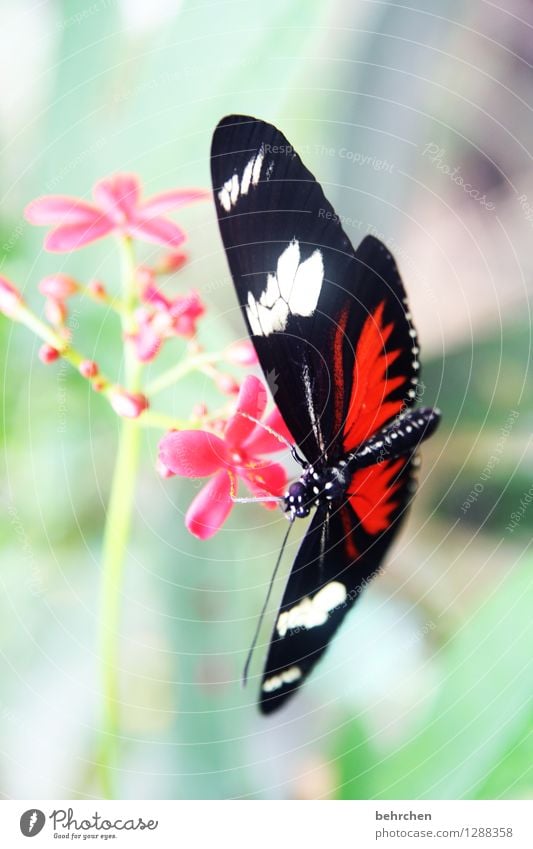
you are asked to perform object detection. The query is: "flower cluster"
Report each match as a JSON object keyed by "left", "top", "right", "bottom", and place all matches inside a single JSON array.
[{"left": 0, "top": 171, "right": 293, "bottom": 538}]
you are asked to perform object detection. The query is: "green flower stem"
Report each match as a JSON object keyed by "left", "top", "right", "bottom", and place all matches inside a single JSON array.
[
  {"left": 140, "top": 410, "right": 191, "bottom": 430},
  {"left": 96, "top": 416, "right": 141, "bottom": 798},
  {"left": 145, "top": 351, "right": 220, "bottom": 396},
  {"left": 97, "top": 236, "right": 142, "bottom": 798}
]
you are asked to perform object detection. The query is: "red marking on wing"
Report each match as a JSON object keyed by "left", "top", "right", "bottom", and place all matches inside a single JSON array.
[
  {"left": 331, "top": 304, "right": 350, "bottom": 438},
  {"left": 339, "top": 505, "right": 358, "bottom": 559},
  {"left": 348, "top": 458, "right": 404, "bottom": 535},
  {"left": 343, "top": 300, "right": 406, "bottom": 449}
]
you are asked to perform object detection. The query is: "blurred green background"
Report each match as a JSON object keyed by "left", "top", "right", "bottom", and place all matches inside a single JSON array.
[{"left": 0, "top": 0, "right": 532, "bottom": 800}]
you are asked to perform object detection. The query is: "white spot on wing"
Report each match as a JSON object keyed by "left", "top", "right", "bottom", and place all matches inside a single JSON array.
[
  {"left": 276, "top": 581, "right": 347, "bottom": 638},
  {"left": 240, "top": 156, "right": 254, "bottom": 195},
  {"left": 262, "top": 665, "right": 302, "bottom": 693},
  {"left": 218, "top": 178, "right": 233, "bottom": 212},
  {"left": 252, "top": 144, "right": 265, "bottom": 185},
  {"left": 217, "top": 144, "right": 266, "bottom": 212},
  {"left": 245, "top": 239, "right": 323, "bottom": 336}
]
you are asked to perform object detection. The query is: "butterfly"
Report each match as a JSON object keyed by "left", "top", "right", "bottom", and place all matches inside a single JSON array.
[{"left": 210, "top": 115, "right": 440, "bottom": 714}]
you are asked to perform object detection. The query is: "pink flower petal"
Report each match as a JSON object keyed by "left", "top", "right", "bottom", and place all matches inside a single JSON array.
[
  {"left": 126, "top": 214, "right": 186, "bottom": 248},
  {"left": 224, "top": 375, "right": 268, "bottom": 448},
  {"left": 158, "top": 430, "right": 227, "bottom": 477},
  {"left": 186, "top": 470, "right": 233, "bottom": 539},
  {"left": 93, "top": 174, "right": 140, "bottom": 221},
  {"left": 241, "top": 461, "right": 288, "bottom": 509},
  {"left": 25, "top": 195, "right": 101, "bottom": 225},
  {"left": 0, "top": 276, "right": 24, "bottom": 318},
  {"left": 140, "top": 188, "right": 210, "bottom": 217},
  {"left": 242, "top": 407, "right": 294, "bottom": 455},
  {"left": 44, "top": 217, "right": 114, "bottom": 252}
]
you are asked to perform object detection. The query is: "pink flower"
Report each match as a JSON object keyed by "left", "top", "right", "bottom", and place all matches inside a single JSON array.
[
  {"left": 142, "top": 282, "right": 205, "bottom": 338},
  {"left": 127, "top": 283, "right": 205, "bottom": 362},
  {"left": 165, "top": 291, "right": 205, "bottom": 338},
  {"left": 110, "top": 389, "right": 149, "bottom": 419},
  {"left": 0, "top": 276, "right": 24, "bottom": 318},
  {"left": 158, "top": 375, "right": 293, "bottom": 540},
  {"left": 25, "top": 174, "right": 209, "bottom": 252}
]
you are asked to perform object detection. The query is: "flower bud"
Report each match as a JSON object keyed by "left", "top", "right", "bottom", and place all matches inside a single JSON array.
[
  {"left": 92, "top": 377, "right": 106, "bottom": 392},
  {"left": 38, "top": 273, "right": 78, "bottom": 299},
  {"left": 192, "top": 403, "right": 208, "bottom": 419},
  {"left": 110, "top": 389, "right": 149, "bottom": 419},
  {"left": 38, "top": 344, "right": 60, "bottom": 364},
  {"left": 79, "top": 359, "right": 99, "bottom": 378},
  {"left": 88, "top": 279, "right": 107, "bottom": 300},
  {"left": 157, "top": 251, "right": 187, "bottom": 274},
  {"left": 225, "top": 340, "right": 258, "bottom": 366},
  {"left": 215, "top": 373, "right": 240, "bottom": 395},
  {"left": 0, "top": 276, "right": 24, "bottom": 318},
  {"left": 44, "top": 297, "right": 67, "bottom": 326}
]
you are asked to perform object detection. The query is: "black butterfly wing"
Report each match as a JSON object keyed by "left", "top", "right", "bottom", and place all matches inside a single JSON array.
[
  {"left": 210, "top": 115, "right": 428, "bottom": 713},
  {"left": 210, "top": 115, "right": 421, "bottom": 464},
  {"left": 260, "top": 455, "right": 416, "bottom": 714}
]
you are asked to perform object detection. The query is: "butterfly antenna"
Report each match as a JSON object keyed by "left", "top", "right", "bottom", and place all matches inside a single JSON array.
[
  {"left": 242, "top": 519, "right": 294, "bottom": 687},
  {"left": 235, "top": 411, "right": 294, "bottom": 452}
]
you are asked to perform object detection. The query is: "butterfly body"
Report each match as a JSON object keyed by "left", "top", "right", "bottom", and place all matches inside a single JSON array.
[
  {"left": 210, "top": 115, "right": 441, "bottom": 713},
  {"left": 283, "top": 406, "right": 439, "bottom": 520}
]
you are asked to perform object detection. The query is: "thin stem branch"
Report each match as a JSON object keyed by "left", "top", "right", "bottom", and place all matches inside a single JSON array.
[{"left": 145, "top": 351, "right": 220, "bottom": 396}]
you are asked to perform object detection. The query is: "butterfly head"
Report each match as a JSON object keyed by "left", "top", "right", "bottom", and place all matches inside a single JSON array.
[{"left": 283, "top": 462, "right": 351, "bottom": 519}]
